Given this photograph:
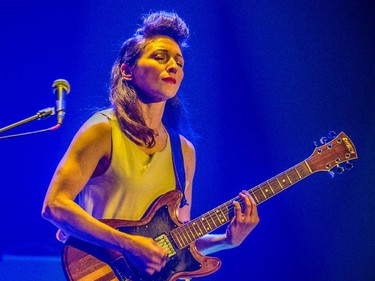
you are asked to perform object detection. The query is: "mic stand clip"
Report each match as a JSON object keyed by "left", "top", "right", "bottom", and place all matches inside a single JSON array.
[{"left": 0, "top": 107, "right": 56, "bottom": 134}]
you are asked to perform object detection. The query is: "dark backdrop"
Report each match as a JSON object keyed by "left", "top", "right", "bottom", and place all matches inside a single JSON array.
[{"left": 0, "top": 1, "right": 374, "bottom": 280}]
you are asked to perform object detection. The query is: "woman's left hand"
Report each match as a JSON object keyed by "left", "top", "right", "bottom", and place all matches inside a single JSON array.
[{"left": 225, "top": 190, "right": 260, "bottom": 247}]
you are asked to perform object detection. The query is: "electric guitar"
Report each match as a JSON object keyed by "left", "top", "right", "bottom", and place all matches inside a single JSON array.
[{"left": 62, "top": 131, "right": 358, "bottom": 281}]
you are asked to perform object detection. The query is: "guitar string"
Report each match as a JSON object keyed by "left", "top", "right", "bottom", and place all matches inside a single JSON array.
[
  {"left": 170, "top": 162, "right": 312, "bottom": 247},
  {"left": 168, "top": 148, "right": 350, "bottom": 248},
  {"left": 171, "top": 177, "right": 297, "bottom": 247}
]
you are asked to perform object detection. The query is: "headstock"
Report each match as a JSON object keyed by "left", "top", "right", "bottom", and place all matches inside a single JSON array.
[{"left": 306, "top": 131, "right": 358, "bottom": 176}]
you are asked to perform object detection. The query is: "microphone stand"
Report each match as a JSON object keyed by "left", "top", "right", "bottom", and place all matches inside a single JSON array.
[{"left": 0, "top": 107, "right": 59, "bottom": 139}]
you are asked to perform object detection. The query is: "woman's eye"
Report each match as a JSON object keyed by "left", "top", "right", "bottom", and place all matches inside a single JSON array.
[{"left": 154, "top": 54, "right": 168, "bottom": 62}]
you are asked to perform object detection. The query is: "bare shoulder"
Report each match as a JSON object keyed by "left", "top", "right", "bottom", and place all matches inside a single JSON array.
[
  {"left": 68, "top": 112, "right": 112, "bottom": 159},
  {"left": 75, "top": 113, "right": 111, "bottom": 142},
  {"left": 79, "top": 112, "right": 112, "bottom": 134},
  {"left": 179, "top": 134, "right": 196, "bottom": 185},
  {"left": 179, "top": 135, "right": 196, "bottom": 162},
  {"left": 177, "top": 135, "right": 196, "bottom": 221}
]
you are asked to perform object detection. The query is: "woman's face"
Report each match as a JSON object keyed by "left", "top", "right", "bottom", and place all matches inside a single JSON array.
[{"left": 126, "top": 36, "right": 184, "bottom": 103}]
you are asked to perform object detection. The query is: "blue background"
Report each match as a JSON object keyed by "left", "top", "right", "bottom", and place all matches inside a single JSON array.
[{"left": 0, "top": 1, "right": 374, "bottom": 280}]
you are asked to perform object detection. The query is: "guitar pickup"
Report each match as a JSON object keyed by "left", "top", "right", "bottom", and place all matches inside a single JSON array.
[{"left": 155, "top": 234, "right": 177, "bottom": 257}]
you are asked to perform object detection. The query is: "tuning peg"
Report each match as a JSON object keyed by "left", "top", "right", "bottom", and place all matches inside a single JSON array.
[
  {"left": 320, "top": 136, "right": 328, "bottom": 144},
  {"left": 328, "top": 170, "right": 335, "bottom": 178},
  {"left": 327, "top": 131, "right": 337, "bottom": 140},
  {"left": 334, "top": 165, "right": 345, "bottom": 174},
  {"left": 345, "top": 161, "right": 354, "bottom": 170}
]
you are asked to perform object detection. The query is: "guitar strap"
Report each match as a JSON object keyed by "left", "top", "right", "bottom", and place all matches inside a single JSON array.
[{"left": 166, "top": 127, "right": 188, "bottom": 208}]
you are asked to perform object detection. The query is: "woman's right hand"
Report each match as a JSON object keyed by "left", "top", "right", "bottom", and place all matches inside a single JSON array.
[{"left": 125, "top": 235, "right": 169, "bottom": 275}]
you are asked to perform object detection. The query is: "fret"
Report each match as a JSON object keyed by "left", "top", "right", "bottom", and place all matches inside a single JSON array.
[
  {"left": 263, "top": 182, "right": 275, "bottom": 195},
  {"left": 195, "top": 219, "right": 205, "bottom": 235},
  {"left": 276, "top": 173, "right": 292, "bottom": 189},
  {"left": 192, "top": 221, "right": 203, "bottom": 236},
  {"left": 255, "top": 189, "right": 264, "bottom": 200},
  {"left": 200, "top": 217, "right": 210, "bottom": 233},
  {"left": 285, "top": 172, "right": 292, "bottom": 184},
  {"left": 260, "top": 183, "right": 273, "bottom": 199},
  {"left": 214, "top": 208, "right": 226, "bottom": 225},
  {"left": 250, "top": 190, "right": 260, "bottom": 203},
  {"left": 218, "top": 205, "right": 230, "bottom": 223},
  {"left": 179, "top": 228, "right": 189, "bottom": 246},
  {"left": 256, "top": 185, "right": 267, "bottom": 198},
  {"left": 214, "top": 209, "right": 223, "bottom": 226},
  {"left": 201, "top": 217, "right": 212, "bottom": 232},
  {"left": 259, "top": 186, "right": 267, "bottom": 199},
  {"left": 190, "top": 224, "right": 198, "bottom": 240},
  {"left": 184, "top": 225, "right": 195, "bottom": 242},
  {"left": 266, "top": 181, "right": 275, "bottom": 194},
  {"left": 304, "top": 160, "right": 312, "bottom": 173},
  {"left": 276, "top": 178, "right": 284, "bottom": 189},
  {"left": 268, "top": 178, "right": 282, "bottom": 193},
  {"left": 208, "top": 212, "right": 218, "bottom": 228},
  {"left": 288, "top": 167, "right": 306, "bottom": 183},
  {"left": 286, "top": 168, "right": 300, "bottom": 182},
  {"left": 296, "top": 163, "right": 311, "bottom": 178},
  {"left": 213, "top": 210, "right": 220, "bottom": 225},
  {"left": 294, "top": 166, "right": 302, "bottom": 178},
  {"left": 172, "top": 230, "right": 184, "bottom": 248},
  {"left": 250, "top": 181, "right": 281, "bottom": 205}
]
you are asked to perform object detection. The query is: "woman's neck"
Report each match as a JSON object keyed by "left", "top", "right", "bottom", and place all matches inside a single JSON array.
[{"left": 138, "top": 100, "right": 166, "bottom": 131}]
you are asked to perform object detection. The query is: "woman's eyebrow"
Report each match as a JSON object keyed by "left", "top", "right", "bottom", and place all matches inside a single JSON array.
[{"left": 155, "top": 48, "right": 184, "bottom": 59}]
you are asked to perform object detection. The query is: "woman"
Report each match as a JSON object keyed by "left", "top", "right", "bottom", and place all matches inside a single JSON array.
[{"left": 42, "top": 11, "right": 259, "bottom": 278}]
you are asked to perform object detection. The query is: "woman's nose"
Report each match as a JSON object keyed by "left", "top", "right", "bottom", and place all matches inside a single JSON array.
[{"left": 166, "top": 58, "right": 178, "bottom": 73}]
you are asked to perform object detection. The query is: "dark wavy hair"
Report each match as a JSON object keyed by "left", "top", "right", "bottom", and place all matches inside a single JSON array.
[{"left": 110, "top": 11, "right": 190, "bottom": 147}]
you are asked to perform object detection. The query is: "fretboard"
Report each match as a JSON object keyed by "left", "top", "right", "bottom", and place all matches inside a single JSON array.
[{"left": 170, "top": 160, "right": 313, "bottom": 249}]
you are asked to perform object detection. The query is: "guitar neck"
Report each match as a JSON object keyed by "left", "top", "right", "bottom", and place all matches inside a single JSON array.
[
  {"left": 171, "top": 160, "right": 313, "bottom": 249},
  {"left": 250, "top": 160, "right": 312, "bottom": 205}
]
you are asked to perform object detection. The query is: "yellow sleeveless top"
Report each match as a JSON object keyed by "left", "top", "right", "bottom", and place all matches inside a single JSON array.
[{"left": 77, "top": 109, "right": 176, "bottom": 220}]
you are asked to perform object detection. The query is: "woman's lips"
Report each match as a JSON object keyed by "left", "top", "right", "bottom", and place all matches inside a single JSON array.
[{"left": 162, "top": 77, "right": 177, "bottom": 84}]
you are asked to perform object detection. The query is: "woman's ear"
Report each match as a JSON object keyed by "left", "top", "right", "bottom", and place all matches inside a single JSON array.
[{"left": 121, "top": 63, "right": 133, "bottom": 81}]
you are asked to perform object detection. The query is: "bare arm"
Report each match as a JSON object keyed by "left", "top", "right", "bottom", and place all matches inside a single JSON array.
[
  {"left": 177, "top": 136, "right": 260, "bottom": 255},
  {"left": 41, "top": 114, "right": 168, "bottom": 275},
  {"left": 175, "top": 135, "right": 195, "bottom": 224},
  {"left": 195, "top": 191, "right": 259, "bottom": 255}
]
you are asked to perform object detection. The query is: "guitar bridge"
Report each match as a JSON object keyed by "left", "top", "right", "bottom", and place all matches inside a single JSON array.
[{"left": 155, "top": 234, "right": 176, "bottom": 257}]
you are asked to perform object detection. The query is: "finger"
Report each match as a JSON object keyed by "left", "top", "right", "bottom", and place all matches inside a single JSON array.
[
  {"left": 161, "top": 256, "right": 168, "bottom": 267},
  {"left": 153, "top": 241, "right": 168, "bottom": 257},
  {"left": 145, "top": 268, "right": 156, "bottom": 275},
  {"left": 240, "top": 190, "right": 252, "bottom": 218},
  {"left": 249, "top": 196, "right": 259, "bottom": 220},
  {"left": 155, "top": 247, "right": 168, "bottom": 268},
  {"left": 232, "top": 200, "right": 242, "bottom": 222},
  {"left": 245, "top": 194, "right": 260, "bottom": 225},
  {"left": 146, "top": 257, "right": 164, "bottom": 274},
  {"left": 148, "top": 245, "right": 168, "bottom": 268},
  {"left": 160, "top": 246, "right": 168, "bottom": 258},
  {"left": 161, "top": 251, "right": 168, "bottom": 267}
]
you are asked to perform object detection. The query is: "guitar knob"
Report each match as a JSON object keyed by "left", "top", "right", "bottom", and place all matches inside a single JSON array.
[
  {"left": 334, "top": 165, "right": 345, "bottom": 174},
  {"left": 345, "top": 161, "right": 354, "bottom": 170}
]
